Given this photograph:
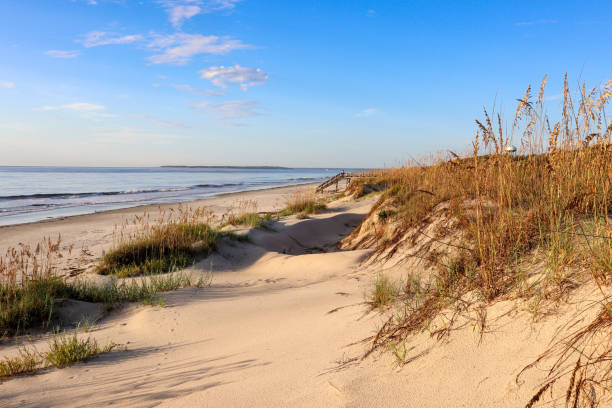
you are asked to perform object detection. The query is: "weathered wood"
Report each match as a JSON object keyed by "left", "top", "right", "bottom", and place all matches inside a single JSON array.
[{"left": 316, "top": 171, "right": 368, "bottom": 192}]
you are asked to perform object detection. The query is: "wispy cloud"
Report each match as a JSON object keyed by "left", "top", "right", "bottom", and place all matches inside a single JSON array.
[
  {"left": 148, "top": 33, "right": 251, "bottom": 64},
  {"left": 199, "top": 65, "right": 268, "bottom": 90},
  {"left": 366, "top": 9, "right": 376, "bottom": 17},
  {"left": 170, "top": 83, "right": 225, "bottom": 96},
  {"left": 356, "top": 108, "right": 379, "bottom": 117},
  {"left": 515, "top": 19, "right": 558, "bottom": 26},
  {"left": 192, "top": 100, "right": 259, "bottom": 120},
  {"left": 82, "top": 31, "right": 144, "bottom": 47},
  {"left": 164, "top": 2, "right": 202, "bottom": 28},
  {"left": 41, "top": 103, "right": 106, "bottom": 111},
  {"left": 45, "top": 50, "right": 81, "bottom": 58},
  {"left": 0, "top": 81, "right": 15, "bottom": 89},
  {"left": 158, "top": 0, "right": 242, "bottom": 28}
]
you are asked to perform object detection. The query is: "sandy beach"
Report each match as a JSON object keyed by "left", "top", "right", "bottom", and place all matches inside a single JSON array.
[{"left": 1, "top": 183, "right": 604, "bottom": 407}]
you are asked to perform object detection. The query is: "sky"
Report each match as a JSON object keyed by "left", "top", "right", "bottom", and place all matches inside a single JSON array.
[{"left": 0, "top": 0, "right": 611, "bottom": 168}]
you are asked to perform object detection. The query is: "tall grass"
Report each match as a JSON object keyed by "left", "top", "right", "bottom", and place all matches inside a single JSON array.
[
  {"left": 279, "top": 191, "right": 327, "bottom": 217},
  {"left": 97, "top": 205, "right": 221, "bottom": 277},
  {"left": 224, "top": 199, "right": 267, "bottom": 228},
  {"left": 1, "top": 205, "right": 218, "bottom": 337},
  {"left": 360, "top": 76, "right": 612, "bottom": 404}
]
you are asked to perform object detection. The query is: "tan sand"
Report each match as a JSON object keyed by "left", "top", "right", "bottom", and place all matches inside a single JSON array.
[{"left": 0, "top": 186, "right": 600, "bottom": 407}]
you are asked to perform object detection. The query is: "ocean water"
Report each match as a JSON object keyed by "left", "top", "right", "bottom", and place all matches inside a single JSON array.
[{"left": 0, "top": 166, "right": 349, "bottom": 226}]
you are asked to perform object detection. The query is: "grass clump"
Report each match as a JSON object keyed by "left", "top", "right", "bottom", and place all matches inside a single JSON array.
[
  {"left": 226, "top": 213, "right": 266, "bottom": 228},
  {"left": 1, "top": 278, "right": 70, "bottom": 338},
  {"left": 1, "top": 270, "right": 209, "bottom": 338},
  {"left": 97, "top": 222, "right": 219, "bottom": 278},
  {"left": 0, "top": 330, "right": 117, "bottom": 381},
  {"left": 279, "top": 191, "right": 327, "bottom": 217},
  {"left": 0, "top": 348, "right": 40, "bottom": 379},
  {"left": 370, "top": 274, "right": 399, "bottom": 309},
  {"left": 44, "top": 330, "right": 117, "bottom": 368}
]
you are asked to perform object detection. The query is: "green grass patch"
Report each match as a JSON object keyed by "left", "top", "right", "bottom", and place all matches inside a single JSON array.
[
  {"left": 1, "top": 270, "right": 211, "bottom": 338},
  {"left": 0, "top": 348, "right": 40, "bottom": 379},
  {"left": 44, "top": 331, "right": 117, "bottom": 368},
  {"left": 96, "top": 222, "right": 219, "bottom": 277},
  {"left": 0, "top": 330, "right": 117, "bottom": 381},
  {"left": 370, "top": 274, "right": 399, "bottom": 309},
  {"left": 226, "top": 213, "right": 266, "bottom": 228}
]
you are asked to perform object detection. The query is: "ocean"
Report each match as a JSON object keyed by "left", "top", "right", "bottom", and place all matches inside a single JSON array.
[{"left": 0, "top": 166, "right": 349, "bottom": 226}]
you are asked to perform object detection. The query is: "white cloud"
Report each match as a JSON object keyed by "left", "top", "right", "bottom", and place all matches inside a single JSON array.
[
  {"left": 168, "top": 3, "right": 201, "bottom": 28},
  {"left": 41, "top": 103, "right": 106, "bottom": 112},
  {"left": 356, "top": 108, "right": 379, "bottom": 117},
  {"left": 82, "top": 31, "right": 144, "bottom": 47},
  {"left": 366, "top": 9, "right": 376, "bottom": 17},
  {"left": 199, "top": 65, "right": 268, "bottom": 90},
  {"left": 158, "top": 0, "right": 241, "bottom": 28},
  {"left": 148, "top": 33, "right": 250, "bottom": 64},
  {"left": 170, "top": 83, "right": 225, "bottom": 96},
  {"left": 45, "top": 50, "right": 80, "bottom": 59},
  {"left": 0, "top": 81, "right": 15, "bottom": 89},
  {"left": 192, "top": 100, "right": 259, "bottom": 120}
]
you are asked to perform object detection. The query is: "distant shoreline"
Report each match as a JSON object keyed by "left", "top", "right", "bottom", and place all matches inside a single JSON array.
[{"left": 160, "top": 165, "right": 290, "bottom": 169}]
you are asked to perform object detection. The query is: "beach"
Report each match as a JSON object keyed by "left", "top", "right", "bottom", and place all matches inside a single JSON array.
[{"left": 1, "top": 182, "right": 602, "bottom": 407}]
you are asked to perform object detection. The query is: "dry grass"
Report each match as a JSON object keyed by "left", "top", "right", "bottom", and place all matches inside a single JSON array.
[
  {"left": 355, "top": 75, "right": 612, "bottom": 405},
  {"left": 279, "top": 190, "right": 327, "bottom": 217}
]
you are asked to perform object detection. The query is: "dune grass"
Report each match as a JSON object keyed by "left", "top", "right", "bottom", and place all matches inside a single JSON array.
[
  {"left": 0, "top": 347, "right": 40, "bottom": 379},
  {"left": 44, "top": 330, "right": 117, "bottom": 368},
  {"left": 96, "top": 222, "right": 220, "bottom": 278},
  {"left": 369, "top": 274, "right": 399, "bottom": 309},
  {"left": 0, "top": 330, "right": 117, "bottom": 380},
  {"left": 226, "top": 212, "right": 267, "bottom": 228},
  {"left": 1, "top": 270, "right": 209, "bottom": 338},
  {"left": 1, "top": 206, "right": 218, "bottom": 337},
  {"left": 356, "top": 75, "right": 612, "bottom": 404},
  {"left": 279, "top": 191, "right": 327, "bottom": 217}
]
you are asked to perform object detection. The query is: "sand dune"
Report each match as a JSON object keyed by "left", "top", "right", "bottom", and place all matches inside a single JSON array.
[{"left": 0, "top": 186, "right": 601, "bottom": 407}]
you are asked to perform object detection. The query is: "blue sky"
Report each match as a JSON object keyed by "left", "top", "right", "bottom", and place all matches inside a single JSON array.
[{"left": 0, "top": 0, "right": 610, "bottom": 167}]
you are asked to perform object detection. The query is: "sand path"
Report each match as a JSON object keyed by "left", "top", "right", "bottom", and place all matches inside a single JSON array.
[{"left": 0, "top": 188, "right": 601, "bottom": 407}]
